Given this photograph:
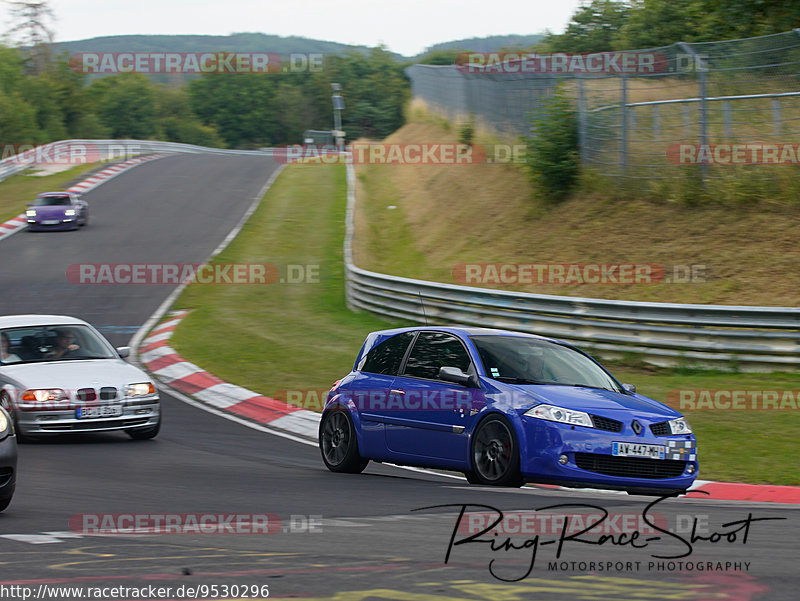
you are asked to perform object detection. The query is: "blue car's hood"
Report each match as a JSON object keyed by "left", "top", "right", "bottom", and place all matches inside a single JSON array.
[{"left": 490, "top": 382, "right": 679, "bottom": 418}]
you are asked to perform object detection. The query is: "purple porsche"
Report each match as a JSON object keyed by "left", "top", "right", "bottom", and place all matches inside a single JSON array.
[{"left": 26, "top": 192, "right": 89, "bottom": 231}]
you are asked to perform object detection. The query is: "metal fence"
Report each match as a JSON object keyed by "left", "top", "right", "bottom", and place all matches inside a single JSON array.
[
  {"left": 407, "top": 30, "right": 800, "bottom": 183},
  {"left": 343, "top": 162, "right": 800, "bottom": 372}
]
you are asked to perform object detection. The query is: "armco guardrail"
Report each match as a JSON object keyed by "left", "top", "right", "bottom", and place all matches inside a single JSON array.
[
  {"left": 343, "top": 162, "right": 800, "bottom": 371},
  {"left": 0, "top": 139, "right": 272, "bottom": 184}
]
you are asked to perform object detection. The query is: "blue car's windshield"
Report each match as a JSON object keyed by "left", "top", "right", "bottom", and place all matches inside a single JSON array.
[{"left": 470, "top": 335, "right": 622, "bottom": 392}]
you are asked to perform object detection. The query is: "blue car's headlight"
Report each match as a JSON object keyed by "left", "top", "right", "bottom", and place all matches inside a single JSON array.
[
  {"left": 668, "top": 417, "right": 692, "bottom": 434},
  {"left": 524, "top": 404, "right": 594, "bottom": 427},
  {"left": 25, "top": 210, "right": 36, "bottom": 217},
  {"left": 64, "top": 209, "right": 76, "bottom": 216}
]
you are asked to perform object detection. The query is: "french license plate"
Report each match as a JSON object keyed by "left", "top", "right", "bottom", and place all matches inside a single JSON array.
[
  {"left": 42, "top": 220, "right": 60, "bottom": 225},
  {"left": 76, "top": 405, "right": 123, "bottom": 419},
  {"left": 612, "top": 442, "right": 665, "bottom": 459}
]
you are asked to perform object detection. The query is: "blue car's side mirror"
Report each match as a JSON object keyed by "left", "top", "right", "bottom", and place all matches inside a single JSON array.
[{"left": 439, "top": 366, "right": 478, "bottom": 388}]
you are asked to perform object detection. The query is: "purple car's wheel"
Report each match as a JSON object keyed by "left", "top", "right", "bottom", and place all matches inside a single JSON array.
[
  {"left": 469, "top": 416, "right": 523, "bottom": 487},
  {"left": 320, "top": 409, "right": 368, "bottom": 474}
]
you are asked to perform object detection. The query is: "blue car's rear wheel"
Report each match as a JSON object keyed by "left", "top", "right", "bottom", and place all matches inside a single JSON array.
[
  {"left": 469, "top": 415, "right": 523, "bottom": 487},
  {"left": 320, "top": 409, "right": 368, "bottom": 473}
]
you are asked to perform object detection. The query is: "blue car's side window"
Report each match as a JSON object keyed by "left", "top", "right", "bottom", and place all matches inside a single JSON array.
[
  {"left": 359, "top": 332, "right": 414, "bottom": 375},
  {"left": 403, "top": 332, "right": 472, "bottom": 380}
]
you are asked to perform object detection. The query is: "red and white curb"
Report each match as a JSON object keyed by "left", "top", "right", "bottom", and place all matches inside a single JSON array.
[
  {"left": 139, "top": 310, "right": 320, "bottom": 439},
  {"left": 139, "top": 311, "right": 800, "bottom": 504},
  {"left": 0, "top": 154, "right": 165, "bottom": 242},
  {"left": 141, "top": 312, "right": 800, "bottom": 504}
]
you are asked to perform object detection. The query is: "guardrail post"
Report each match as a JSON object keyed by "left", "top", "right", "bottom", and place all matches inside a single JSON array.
[
  {"left": 577, "top": 77, "right": 588, "bottom": 166},
  {"left": 678, "top": 42, "right": 708, "bottom": 186},
  {"left": 772, "top": 99, "right": 782, "bottom": 135},
  {"left": 652, "top": 104, "right": 660, "bottom": 138},
  {"left": 620, "top": 75, "right": 628, "bottom": 176},
  {"left": 723, "top": 101, "right": 731, "bottom": 138}
]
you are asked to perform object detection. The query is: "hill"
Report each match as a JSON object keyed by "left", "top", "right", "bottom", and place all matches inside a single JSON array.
[
  {"left": 55, "top": 32, "right": 381, "bottom": 57},
  {"left": 419, "top": 34, "right": 545, "bottom": 55}
]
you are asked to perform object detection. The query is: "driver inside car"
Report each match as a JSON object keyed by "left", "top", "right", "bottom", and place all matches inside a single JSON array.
[{"left": 46, "top": 328, "right": 81, "bottom": 359}]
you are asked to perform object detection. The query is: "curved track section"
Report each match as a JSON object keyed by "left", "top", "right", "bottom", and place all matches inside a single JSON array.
[{"left": 0, "top": 155, "right": 796, "bottom": 601}]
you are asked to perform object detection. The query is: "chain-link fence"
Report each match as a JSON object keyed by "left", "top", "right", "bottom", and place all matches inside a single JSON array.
[{"left": 406, "top": 30, "right": 800, "bottom": 184}]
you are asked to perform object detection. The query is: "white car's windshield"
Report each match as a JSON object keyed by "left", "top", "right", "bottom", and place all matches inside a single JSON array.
[
  {"left": 0, "top": 325, "right": 116, "bottom": 364},
  {"left": 470, "top": 335, "right": 622, "bottom": 392}
]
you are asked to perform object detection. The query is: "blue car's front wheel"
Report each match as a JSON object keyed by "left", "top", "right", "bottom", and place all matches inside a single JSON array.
[
  {"left": 468, "top": 416, "right": 523, "bottom": 487},
  {"left": 320, "top": 409, "right": 369, "bottom": 474}
]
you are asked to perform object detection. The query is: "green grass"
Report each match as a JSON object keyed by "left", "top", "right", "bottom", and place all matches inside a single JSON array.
[
  {"left": 170, "top": 163, "right": 406, "bottom": 399},
  {"left": 0, "top": 164, "right": 101, "bottom": 223},
  {"left": 168, "top": 162, "right": 800, "bottom": 485}
]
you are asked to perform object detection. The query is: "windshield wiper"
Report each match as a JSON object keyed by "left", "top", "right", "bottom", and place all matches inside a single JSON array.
[
  {"left": 561, "top": 383, "right": 615, "bottom": 392},
  {"left": 493, "top": 376, "right": 546, "bottom": 385}
]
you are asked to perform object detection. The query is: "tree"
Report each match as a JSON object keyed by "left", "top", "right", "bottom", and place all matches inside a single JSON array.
[
  {"left": 4, "top": 1, "right": 56, "bottom": 74},
  {"left": 541, "top": 1, "right": 632, "bottom": 53},
  {"left": 614, "top": 0, "right": 707, "bottom": 49},
  {"left": 525, "top": 89, "right": 580, "bottom": 203},
  {"left": 89, "top": 73, "right": 158, "bottom": 139}
]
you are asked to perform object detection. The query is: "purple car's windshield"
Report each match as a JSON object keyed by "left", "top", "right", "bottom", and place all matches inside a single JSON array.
[
  {"left": 470, "top": 335, "right": 622, "bottom": 392},
  {"left": 0, "top": 325, "right": 117, "bottom": 364},
  {"left": 33, "top": 196, "right": 72, "bottom": 206}
]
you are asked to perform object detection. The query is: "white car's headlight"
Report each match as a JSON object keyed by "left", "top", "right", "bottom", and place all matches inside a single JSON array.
[
  {"left": 0, "top": 411, "right": 7, "bottom": 435},
  {"left": 125, "top": 382, "right": 156, "bottom": 397},
  {"left": 524, "top": 404, "right": 594, "bottom": 427},
  {"left": 668, "top": 417, "right": 692, "bottom": 434},
  {"left": 21, "top": 389, "right": 68, "bottom": 402},
  {"left": 64, "top": 209, "right": 76, "bottom": 216},
  {"left": 26, "top": 209, "right": 36, "bottom": 217}
]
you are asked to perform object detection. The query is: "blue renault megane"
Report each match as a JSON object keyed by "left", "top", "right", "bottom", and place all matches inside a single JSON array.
[{"left": 319, "top": 327, "right": 697, "bottom": 495}]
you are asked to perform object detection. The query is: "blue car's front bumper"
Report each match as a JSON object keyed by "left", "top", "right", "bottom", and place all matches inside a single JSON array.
[{"left": 519, "top": 415, "right": 697, "bottom": 494}]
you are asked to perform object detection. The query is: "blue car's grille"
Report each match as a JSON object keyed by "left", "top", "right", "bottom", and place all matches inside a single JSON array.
[
  {"left": 650, "top": 421, "right": 671, "bottom": 436},
  {"left": 590, "top": 415, "right": 623, "bottom": 432},
  {"left": 575, "top": 453, "right": 686, "bottom": 479}
]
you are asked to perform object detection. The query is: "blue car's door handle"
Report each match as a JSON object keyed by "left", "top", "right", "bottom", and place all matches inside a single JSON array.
[{"left": 390, "top": 389, "right": 405, "bottom": 395}]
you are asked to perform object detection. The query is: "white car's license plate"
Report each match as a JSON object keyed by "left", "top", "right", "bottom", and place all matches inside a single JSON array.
[
  {"left": 612, "top": 442, "right": 665, "bottom": 459},
  {"left": 42, "top": 220, "right": 60, "bottom": 225},
  {"left": 76, "top": 405, "right": 123, "bottom": 419}
]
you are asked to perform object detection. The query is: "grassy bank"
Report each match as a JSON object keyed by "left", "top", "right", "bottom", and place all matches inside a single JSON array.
[
  {"left": 168, "top": 162, "right": 799, "bottom": 485},
  {"left": 354, "top": 109, "right": 800, "bottom": 307},
  {"left": 0, "top": 163, "right": 102, "bottom": 223},
  {"left": 170, "top": 163, "right": 402, "bottom": 396}
]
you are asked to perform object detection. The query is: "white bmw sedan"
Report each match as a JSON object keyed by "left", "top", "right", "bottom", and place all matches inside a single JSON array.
[{"left": 0, "top": 315, "right": 160, "bottom": 442}]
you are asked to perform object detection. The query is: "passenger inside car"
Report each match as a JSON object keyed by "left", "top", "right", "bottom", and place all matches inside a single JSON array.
[{"left": 0, "top": 333, "right": 21, "bottom": 363}]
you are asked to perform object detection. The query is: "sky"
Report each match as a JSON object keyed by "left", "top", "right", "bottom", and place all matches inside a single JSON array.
[{"left": 2, "top": 0, "right": 583, "bottom": 56}]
